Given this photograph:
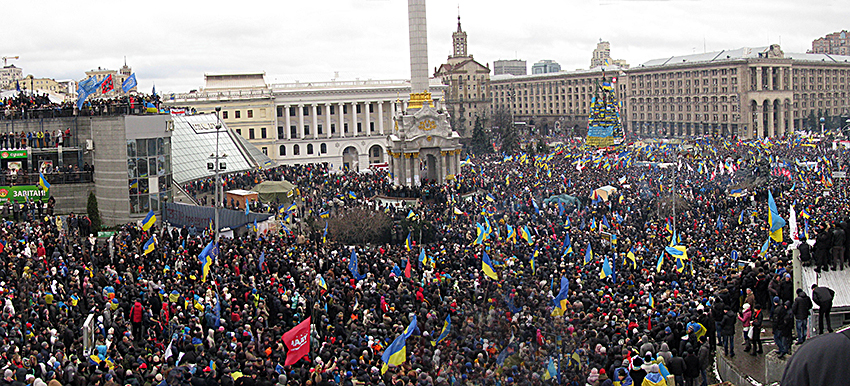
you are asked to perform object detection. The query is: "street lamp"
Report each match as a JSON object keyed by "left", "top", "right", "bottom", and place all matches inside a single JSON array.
[
  {"left": 820, "top": 116, "right": 826, "bottom": 137},
  {"left": 211, "top": 107, "right": 228, "bottom": 243}
]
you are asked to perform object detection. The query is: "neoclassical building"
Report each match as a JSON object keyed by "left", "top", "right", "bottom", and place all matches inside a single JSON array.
[{"left": 167, "top": 75, "right": 446, "bottom": 171}]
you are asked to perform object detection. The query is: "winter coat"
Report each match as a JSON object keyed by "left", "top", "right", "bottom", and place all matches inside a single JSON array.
[{"left": 791, "top": 293, "right": 813, "bottom": 320}]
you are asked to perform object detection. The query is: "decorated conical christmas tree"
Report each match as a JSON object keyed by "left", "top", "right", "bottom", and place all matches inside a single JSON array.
[{"left": 586, "top": 74, "right": 624, "bottom": 147}]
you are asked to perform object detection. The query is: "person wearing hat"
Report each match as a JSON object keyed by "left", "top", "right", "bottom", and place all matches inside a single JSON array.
[
  {"left": 642, "top": 364, "right": 667, "bottom": 386},
  {"left": 771, "top": 296, "right": 791, "bottom": 359}
]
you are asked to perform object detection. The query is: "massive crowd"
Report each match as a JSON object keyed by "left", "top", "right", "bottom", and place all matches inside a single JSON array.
[{"left": 0, "top": 135, "right": 845, "bottom": 386}]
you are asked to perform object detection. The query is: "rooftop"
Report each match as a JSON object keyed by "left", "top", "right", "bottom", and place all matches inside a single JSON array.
[
  {"left": 802, "top": 265, "right": 850, "bottom": 310},
  {"left": 638, "top": 46, "right": 850, "bottom": 68},
  {"left": 491, "top": 65, "right": 626, "bottom": 82}
]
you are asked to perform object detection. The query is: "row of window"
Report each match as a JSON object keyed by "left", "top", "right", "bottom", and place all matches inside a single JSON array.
[
  {"left": 276, "top": 103, "right": 382, "bottom": 117},
  {"left": 265, "top": 143, "right": 328, "bottom": 157},
  {"left": 221, "top": 109, "right": 256, "bottom": 119}
]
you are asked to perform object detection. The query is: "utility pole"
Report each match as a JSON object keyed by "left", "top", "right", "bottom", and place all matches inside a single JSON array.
[{"left": 213, "top": 107, "right": 223, "bottom": 244}]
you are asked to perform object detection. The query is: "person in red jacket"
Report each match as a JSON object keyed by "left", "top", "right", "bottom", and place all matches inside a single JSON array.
[{"left": 131, "top": 300, "right": 144, "bottom": 340}]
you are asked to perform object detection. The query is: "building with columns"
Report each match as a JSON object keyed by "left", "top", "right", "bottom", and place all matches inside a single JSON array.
[
  {"left": 434, "top": 16, "right": 491, "bottom": 136},
  {"left": 167, "top": 76, "right": 446, "bottom": 171},
  {"left": 623, "top": 44, "right": 850, "bottom": 139}
]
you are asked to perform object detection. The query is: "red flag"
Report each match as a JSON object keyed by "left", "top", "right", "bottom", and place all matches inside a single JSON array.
[
  {"left": 283, "top": 317, "right": 311, "bottom": 366},
  {"left": 101, "top": 74, "right": 114, "bottom": 94},
  {"left": 404, "top": 257, "right": 411, "bottom": 278}
]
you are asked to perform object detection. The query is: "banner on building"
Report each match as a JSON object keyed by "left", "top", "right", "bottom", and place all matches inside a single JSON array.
[{"left": 0, "top": 185, "right": 49, "bottom": 203}]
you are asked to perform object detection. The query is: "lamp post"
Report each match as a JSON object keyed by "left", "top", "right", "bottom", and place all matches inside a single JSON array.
[
  {"left": 212, "top": 106, "right": 227, "bottom": 244},
  {"left": 820, "top": 116, "right": 825, "bottom": 137}
]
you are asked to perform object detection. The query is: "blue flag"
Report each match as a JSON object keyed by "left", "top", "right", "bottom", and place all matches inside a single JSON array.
[
  {"left": 122, "top": 73, "right": 137, "bottom": 93},
  {"left": 348, "top": 249, "right": 366, "bottom": 280},
  {"left": 258, "top": 251, "right": 265, "bottom": 272}
]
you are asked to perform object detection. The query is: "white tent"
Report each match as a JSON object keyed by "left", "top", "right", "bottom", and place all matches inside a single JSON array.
[{"left": 591, "top": 185, "right": 618, "bottom": 202}]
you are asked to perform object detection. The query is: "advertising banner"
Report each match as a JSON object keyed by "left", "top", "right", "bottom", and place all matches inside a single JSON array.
[{"left": 0, "top": 185, "right": 49, "bottom": 203}]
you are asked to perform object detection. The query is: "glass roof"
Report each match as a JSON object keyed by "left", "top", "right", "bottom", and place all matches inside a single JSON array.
[{"left": 171, "top": 113, "right": 256, "bottom": 184}]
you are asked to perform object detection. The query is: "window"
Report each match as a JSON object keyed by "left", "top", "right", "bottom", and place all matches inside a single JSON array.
[
  {"left": 293, "top": 145, "right": 300, "bottom": 155},
  {"left": 369, "top": 104, "right": 374, "bottom": 113},
  {"left": 278, "top": 126, "right": 284, "bottom": 138},
  {"left": 261, "top": 147, "right": 267, "bottom": 155},
  {"left": 303, "top": 106, "right": 309, "bottom": 116},
  {"left": 320, "top": 143, "right": 327, "bottom": 154},
  {"left": 290, "top": 126, "right": 297, "bottom": 138},
  {"left": 289, "top": 107, "right": 296, "bottom": 116},
  {"left": 357, "top": 123, "right": 362, "bottom": 133},
  {"left": 248, "top": 110, "right": 253, "bottom": 118},
  {"left": 235, "top": 111, "right": 241, "bottom": 119},
  {"left": 249, "top": 128, "right": 255, "bottom": 139},
  {"left": 236, "top": 128, "right": 241, "bottom": 136},
  {"left": 277, "top": 107, "right": 284, "bottom": 117},
  {"left": 307, "top": 144, "right": 314, "bottom": 154},
  {"left": 222, "top": 111, "right": 229, "bottom": 119},
  {"left": 370, "top": 122, "right": 375, "bottom": 133},
  {"left": 330, "top": 105, "right": 335, "bottom": 115},
  {"left": 304, "top": 125, "right": 310, "bottom": 136},
  {"left": 331, "top": 124, "right": 336, "bottom": 134},
  {"left": 318, "top": 124, "right": 323, "bottom": 135},
  {"left": 317, "top": 107, "right": 322, "bottom": 115},
  {"left": 279, "top": 145, "right": 286, "bottom": 156},
  {"left": 356, "top": 104, "right": 361, "bottom": 114},
  {"left": 261, "top": 127, "right": 267, "bottom": 138},
  {"left": 344, "top": 123, "right": 349, "bottom": 133},
  {"left": 343, "top": 105, "right": 348, "bottom": 114}
]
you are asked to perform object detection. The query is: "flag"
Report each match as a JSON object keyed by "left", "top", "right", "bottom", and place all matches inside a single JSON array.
[
  {"left": 716, "top": 215, "right": 723, "bottom": 230},
  {"left": 38, "top": 172, "right": 51, "bottom": 192},
  {"left": 100, "top": 74, "right": 114, "bottom": 94},
  {"left": 283, "top": 317, "right": 311, "bottom": 366},
  {"left": 551, "top": 277, "right": 570, "bottom": 316},
  {"left": 142, "top": 235, "right": 156, "bottom": 256},
  {"left": 590, "top": 218, "right": 597, "bottom": 231},
  {"left": 404, "top": 256, "right": 411, "bottom": 278},
  {"left": 322, "top": 221, "right": 328, "bottom": 244},
  {"left": 665, "top": 245, "right": 688, "bottom": 261},
  {"left": 675, "top": 255, "right": 685, "bottom": 272},
  {"left": 407, "top": 210, "right": 416, "bottom": 219},
  {"left": 600, "top": 255, "right": 613, "bottom": 280},
  {"left": 738, "top": 210, "right": 746, "bottom": 225},
  {"left": 245, "top": 203, "right": 250, "bottom": 215},
  {"left": 348, "top": 249, "right": 366, "bottom": 280},
  {"left": 431, "top": 315, "right": 451, "bottom": 346},
  {"left": 530, "top": 250, "right": 538, "bottom": 275},
  {"left": 405, "top": 232, "right": 412, "bottom": 251},
  {"left": 141, "top": 210, "right": 156, "bottom": 231},
  {"left": 601, "top": 216, "right": 610, "bottom": 230},
  {"left": 252, "top": 218, "right": 258, "bottom": 233},
  {"left": 453, "top": 207, "right": 465, "bottom": 215},
  {"left": 482, "top": 251, "right": 498, "bottom": 280},
  {"left": 562, "top": 232, "right": 573, "bottom": 256},
  {"left": 542, "top": 357, "right": 558, "bottom": 381},
  {"left": 347, "top": 191, "right": 357, "bottom": 199},
  {"left": 486, "top": 193, "right": 496, "bottom": 202},
  {"left": 800, "top": 207, "right": 811, "bottom": 219},
  {"left": 584, "top": 242, "right": 593, "bottom": 265},
  {"left": 258, "top": 251, "right": 265, "bottom": 272},
  {"left": 627, "top": 247, "right": 637, "bottom": 269},
  {"left": 506, "top": 224, "right": 516, "bottom": 243},
  {"left": 418, "top": 248, "right": 429, "bottom": 267},
  {"left": 287, "top": 202, "right": 297, "bottom": 213},
  {"left": 665, "top": 219, "right": 673, "bottom": 234},
  {"left": 198, "top": 241, "right": 216, "bottom": 282},
  {"left": 520, "top": 225, "right": 533, "bottom": 245},
  {"left": 565, "top": 217, "right": 572, "bottom": 228},
  {"left": 648, "top": 293, "right": 655, "bottom": 308},
  {"left": 381, "top": 316, "right": 417, "bottom": 374},
  {"left": 656, "top": 253, "right": 664, "bottom": 273},
  {"left": 767, "top": 190, "right": 786, "bottom": 242},
  {"left": 318, "top": 275, "right": 327, "bottom": 290},
  {"left": 759, "top": 238, "right": 770, "bottom": 257},
  {"left": 122, "top": 73, "right": 137, "bottom": 93}
]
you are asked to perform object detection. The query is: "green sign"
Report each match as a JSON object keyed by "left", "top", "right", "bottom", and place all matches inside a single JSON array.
[
  {"left": 0, "top": 185, "right": 49, "bottom": 202},
  {"left": 0, "top": 150, "right": 27, "bottom": 159},
  {"left": 97, "top": 231, "right": 116, "bottom": 238}
]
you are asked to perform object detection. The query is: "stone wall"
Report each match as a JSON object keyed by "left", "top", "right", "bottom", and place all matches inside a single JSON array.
[{"left": 51, "top": 183, "right": 95, "bottom": 215}]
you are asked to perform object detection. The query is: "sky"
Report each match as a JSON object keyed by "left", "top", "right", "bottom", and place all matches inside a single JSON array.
[{"left": 2, "top": 0, "right": 846, "bottom": 95}]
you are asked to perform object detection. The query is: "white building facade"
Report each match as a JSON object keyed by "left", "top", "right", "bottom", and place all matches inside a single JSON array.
[{"left": 168, "top": 77, "right": 446, "bottom": 172}]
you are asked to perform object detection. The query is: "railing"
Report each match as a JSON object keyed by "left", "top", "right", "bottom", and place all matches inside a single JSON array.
[
  {"left": 270, "top": 79, "right": 412, "bottom": 89},
  {"left": 0, "top": 171, "right": 93, "bottom": 186},
  {"left": 169, "top": 88, "right": 275, "bottom": 101},
  {"left": 0, "top": 103, "right": 164, "bottom": 121}
]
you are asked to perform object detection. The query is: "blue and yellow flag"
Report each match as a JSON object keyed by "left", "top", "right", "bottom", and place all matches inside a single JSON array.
[
  {"left": 584, "top": 242, "right": 593, "bottom": 265},
  {"left": 141, "top": 210, "right": 156, "bottom": 231},
  {"left": 431, "top": 315, "right": 451, "bottom": 346},
  {"left": 38, "top": 172, "right": 50, "bottom": 192},
  {"left": 322, "top": 221, "right": 328, "bottom": 244},
  {"left": 506, "top": 224, "right": 516, "bottom": 243},
  {"left": 381, "top": 316, "right": 417, "bottom": 374},
  {"left": 486, "top": 193, "right": 496, "bottom": 202},
  {"left": 198, "top": 241, "right": 217, "bottom": 282},
  {"left": 627, "top": 247, "right": 637, "bottom": 269},
  {"left": 767, "top": 190, "right": 786, "bottom": 242},
  {"left": 319, "top": 210, "right": 330, "bottom": 219},
  {"left": 347, "top": 191, "right": 357, "bottom": 199},
  {"left": 287, "top": 202, "right": 297, "bottom": 213},
  {"left": 656, "top": 253, "right": 664, "bottom": 273},
  {"left": 551, "top": 277, "right": 570, "bottom": 316},
  {"left": 520, "top": 225, "right": 533, "bottom": 245},
  {"left": 482, "top": 251, "right": 498, "bottom": 280},
  {"left": 800, "top": 207, "right": 811, "bottom": 219},
  {"left": 530, "top": 250, "right": 538, "bottom": 275},
  {"left": 738, "top": 210, "right": 746, "bottom": 225},
  {"left": 648, "top": 293, "right": 655, "bottom": 308},
  {"left": 142, "top": 235, "right": 156, "bottom": 256},
  {"left": 600, "top": 255, "right": 613, "bottom": 280},
  {"left": 418, "top": 248, "right": 429, "bottom": 267},
  {"left": 407, "top": 210, "right": 416, "bottom": 219},
  {"left": 405, "top": 232, "right": 412, "bottom": 251}
]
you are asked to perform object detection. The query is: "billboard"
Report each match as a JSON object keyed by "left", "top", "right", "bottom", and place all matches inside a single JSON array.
[{"left": 0, "top": 185, "right": 49, "bottom": 203}]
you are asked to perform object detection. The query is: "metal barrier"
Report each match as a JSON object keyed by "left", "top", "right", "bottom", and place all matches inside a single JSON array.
[{"left": 0, "top": 171, "right": 93, "bottom": 186}]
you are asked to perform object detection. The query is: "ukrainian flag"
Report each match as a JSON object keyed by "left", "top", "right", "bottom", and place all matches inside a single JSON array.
[
  {"left": 453, "top": 207, "right": 465, "bottom": 215},
  {"left": 506, "top": 224, "right": 516, "bottom": 243},
  {"left": 141, "top": 210, "right": 156, "bottom": 231},
  {"left": 485, "top": 193, "right": 496, "bottom": 202},
  {"left": 37, "top": 172, "right": 50, "bottom": 192},
  {"left": 759, "top": 237, "right": 770, "bottom": 257},
  {"left": 142, "top": 235, "right": 156, "bottom": 256},
  {"left": 318, "top": 275, "right": 327, "bottom": 290},
  {"left": 600, "top": 255, "right": 613, "bottom": 280},
  {"left": 405, "top": 232, "right": 412, "bottom": 251},
  {"left": 565, "top": 217, "right": 571, "bottom": 228},
  {"left": 530, "top": 250, "right": 538, "bottom": 275},
  {"left": 322, "top": 221, "right": 328, "bottom": 244},
  {"left": 767, "top": 190, "right": 786, "bottom": 242},
  {"left": 482, "top": 251, "right": 498, "bottom": 280},
  {"left": 198, "top": 241, "right": 216, "bottom": 282},
  {"left": 584, "top": 242, "right": 593, "bottom": 265},
  {"left": 431, "top": 315, "right": 450, "bottom": 346},
  {"left": 738, "top": 210, "right": 746, "bottom": 225},
  {"left": 130, "top": 179, "right": 139, "bottom": 189},
  {"left": 418, "top": 248, "right": 428, "bottom": 267},
  {"left": 648, "top": 293, "right": 655, "bottom": 308},
  {"left": 800, "top": 207, "right": 811, "bottom": 219},
  {"left": 656, "top": 253, "right": 664, "bottom": 273},
  {"left": 551, "top": 277, "right": 570, "bottom": 316},
  {"left": 520, "top": 225, "right": 533, "bottom": 245},
  {"left": 407, "top": 210, "right": 416, "bottom": 219},
  {"left": 287, "top": 202, "right": 297, "bottom": 213},
  {"left": 347, "top": 191, "right": 357, "bottom": 199},
  {"left": 627, "top": 247, "right": 637, "bottom": 269},
  {"left": 381, "top": 316, "right": 417, "bottom": 374}
]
